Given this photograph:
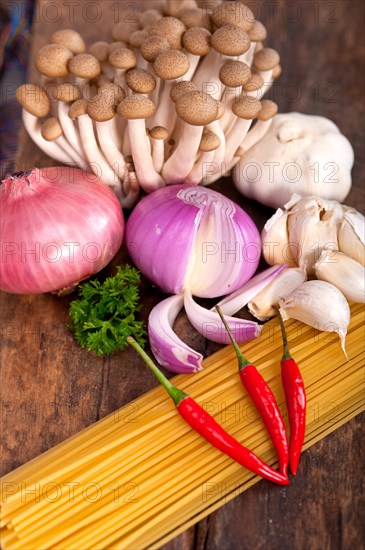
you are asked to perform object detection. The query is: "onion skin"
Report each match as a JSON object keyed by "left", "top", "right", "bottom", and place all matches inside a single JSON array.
[
  {"left": 126, "top": 185, "right": 261, "bottom": 298},
  {"left": 0, "top": 167, "right": 124, "bottom": 294}
]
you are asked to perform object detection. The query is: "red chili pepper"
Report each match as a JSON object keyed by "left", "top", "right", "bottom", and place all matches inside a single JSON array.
[
  {"left": 274, "top": 307, "right": 306, "bottom": 475},
  {"left": 216, "top": 306, "right": 289, "bottom": 477},
  {"left": 127, "top": 337, "right": 289, "bottom": 486}
]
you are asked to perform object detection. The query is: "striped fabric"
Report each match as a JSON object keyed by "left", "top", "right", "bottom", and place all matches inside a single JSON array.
[{"left": 0, "top": 1, "right": 35, "bottom": 180}]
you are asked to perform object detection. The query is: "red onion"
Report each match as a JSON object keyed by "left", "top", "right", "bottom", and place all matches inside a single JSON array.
[
  {"left": 126, "top": 185, "right": 287, "bottom": 373},
  {"left": 0, "top": 168, "right": 124, "bottom": 294}
]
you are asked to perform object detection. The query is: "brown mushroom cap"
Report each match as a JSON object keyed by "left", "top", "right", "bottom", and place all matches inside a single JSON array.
[
  {"left": 91, "top": 74, "right": 112, "bottom": 88},
  {"left": 140, "top": 36, "right": 171, "bottom": 63},
  {"left": 272, "top": 64, "right": 282, "bottom": 79},
  {"left": 150, "top": 17, "right": 186, "bottom": 50},
  {"left": 232, "top": 95, "right": 262, "bottom": 119},
  {"left": 179, "top": 8, "right": 213, "bottom": 32},
  {"left": 68, "top": 53, "right": 101, "bottom": 79},
  {"left": 164, "top": 0, "right": 197, "bottom": 17},
  {"left": 154, "top": 50, "right": 190, "bottom": 80},
  {"left": 51, "top": 29, "right": 86, "bottom": 54},
  {"left": 243, "top": 73, "right": 264, "bottom": 92},
  {"left": 257, "top": 99, "right": 278, "bottom": 121},
  {"left": 175, "top": 91, "right": 219, "bottom": 126},
  {"left": 109, "top": 48, "right": 137, "bottom": 70},
  {"left": 129, "top": 30, "right": 149, "bottom": 49},
  {"left": 219, "top": 60, "right": 251, "bottom": 87},
  {"left": 139, "top": 9, "right": 163, "bottom": 29},
  {"left": 170, "top": 80, "right": 199, "bottom": 103},
  {"left": 211, "top": 25, "right": 251, "bottom": 56},
  {"left": 150, "top": 126, "right": 169, "bottom": 140},
  {"left": 41, "top": 117, "right": 63, "bottom": 141},
  {"left": 112, "top": 21, "right": 140, "bottom": 43},
  {"left": 16, "top": 84, "right": 50, "bottom": 117},
  {"left": 87, "top": 99, "right": 115, "bottom": 122},
  {"left": 53, "top": 83, "right": 82, "bottom": 103},
  {"left": 35, "top": 44, "right": 73, "bottom": 78},
  {"left": 108, "top": 41, "right": 128, "bottom": 53},
  {"left": 182, "top": 27, "right": 212, "bottom": 56},
  {"left": 98, "top": 82, "right": 126, "bottom": 104},
  {"left": 89, "top": 41, "right": 109, "bottom": 62},
  {"left": 68, "top": 99, "right": 88, "bottom": 120},
  {"left": 248, "top": 21, "right": 267, "bottom": 42},
  {"left": 253, "top": 48, "right": 280, "bottom": 71},
  {"left": 211, "top": 2, "right": 254, "bottom": 32},
  {"left": 199, "top": 129, "right": 221, "bottom": 151},
  {"left": 117, "top": 95, "right": 156, "bottom": 120},
  {"left": 126, "top": 68, "right": 156, "bottom": 94}
]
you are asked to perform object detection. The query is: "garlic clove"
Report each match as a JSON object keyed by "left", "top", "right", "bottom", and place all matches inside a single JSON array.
[
  {"left": 214, "top": 264, "right": 287, "bottom": 316},
  {"left": 248, "top": 265, "right": 307, "bottom": 320},
  {"left": 279, "top": 280, "right": 350, "bottom": 357},
  {"left": 184, "top": 291, "right": 262, "bottom": 345},
  {"left": 262, "top": 208, "right": 296, "bottom": 266},
  {"left": 148, "top": 294, "right": 203, "bottom": 373},
  {"left": 287, "top": 196, "right": 343, "bottom": 276},
  {"left": 314, "top": 250, "right": 365, "bottom": 303},
  {"left": 338, "top": 210, "right": 365, "bottom": 267}
]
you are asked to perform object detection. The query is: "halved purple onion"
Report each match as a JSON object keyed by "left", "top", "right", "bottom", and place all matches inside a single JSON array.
[
  {"left": 148, "top": 294, "right": 203, "bottom": 373},
  {"left": 184, "top": 291, "right": 262, "bottom": 345}
]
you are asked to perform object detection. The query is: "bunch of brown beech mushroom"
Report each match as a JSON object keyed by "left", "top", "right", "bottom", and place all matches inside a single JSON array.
[{"left": 16, "top": 1, "right": 281, "bottom": 207}]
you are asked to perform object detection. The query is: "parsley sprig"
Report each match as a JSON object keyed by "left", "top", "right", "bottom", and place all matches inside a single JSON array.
[{"left": 68, "top": 265, "right": 147, "bottom": 355}]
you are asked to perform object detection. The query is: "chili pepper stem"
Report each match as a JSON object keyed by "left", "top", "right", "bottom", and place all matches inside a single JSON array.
[
  {"left": 215, "top": 306, "right": 251, "bottom": 370},
  {"left": 127, "top": 337, "right": 187, "bottom": 406},
  {"left": 273, "top": 306, "right": 292, "bottom": 361}
]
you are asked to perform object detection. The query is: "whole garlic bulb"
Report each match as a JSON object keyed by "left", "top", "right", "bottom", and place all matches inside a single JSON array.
[{"left": 233, "top": 113, "right": 354, "bottom": 209}]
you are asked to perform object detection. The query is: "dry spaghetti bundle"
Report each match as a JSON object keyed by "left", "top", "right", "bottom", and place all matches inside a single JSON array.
[{"left": 1, "top": 304, "right": 364, "bottom": 550}]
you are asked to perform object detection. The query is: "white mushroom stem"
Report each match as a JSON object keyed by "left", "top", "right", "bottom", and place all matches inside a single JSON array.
[
  {"left": 58, "top": 102, "right": 86, "bottom": 159},
  {"left": 225, "top": 118, "right": 253, "bottom": 161},
  {"left": 95, "top": 121, "right": 128, "bottom": 182},
  {"left": 151, "top": 139, "right": 165, "bottom": 173},
  {"left": 162, "top": 124, "right": 203, "bottom": 183},
  {"left": 204, "top": 119, "right": 226, "bottom": 183},
  {"left": 240, "top": 118, "right": 275, "bottom": 152},
  {"left": 121, "top": 172, "right": 140, "bottom": 209},
  {"left": 238, "top": 42, "right": 256, "bottom": 66},
  {"left": 52, "top": 133, "right": 86, "bottom": 167},
  {"left": 183, "top": 53, "right": 201, "bottom": 82},
  {"left": 219, "top": 87, "right": 241, "bottom": 133},
  {"left": 22, "top": 110, "right": 73, "bottom": 165},
  {"left": 101, "top": 61, "right": 115, "bottom": 80},
  {"left": 193, "top": 50, "right": 223, "bottom": 99},
  {"left": 77, "top": 114, "right": 121, "bottom": 190},
  {"left": 186, "top": 150, "right": 216, "bottom": 185},
  {"left": 257, "top": 70, "right": 274, "bottom": 97},
  {"left": 128, "top": 120, "right": 165, "bottom": 191},
  {"left": 153, "top": 82, "right": 179, "bottom": 137}
]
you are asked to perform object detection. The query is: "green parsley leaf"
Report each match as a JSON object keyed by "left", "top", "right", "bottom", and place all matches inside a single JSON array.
[{"left": 68, "top": 265, "right": 147, "bottom": 355}]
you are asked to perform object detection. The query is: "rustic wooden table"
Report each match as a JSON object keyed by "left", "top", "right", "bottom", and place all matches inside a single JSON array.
[{"left": 1, "top": 1, "right": 364, "bottom": 549}]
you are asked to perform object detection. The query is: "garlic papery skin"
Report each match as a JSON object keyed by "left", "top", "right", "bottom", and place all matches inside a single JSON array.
[
  {"left": 233, "top": 113, "right": 354, "bottom": 209},
  {"left": 287, "top": 195, "right": 343, "bottom": 276},
  {"left": 338, "top": 210, "right": 365, "bottom": 267},
  {"left": 314, "top": 250, "right": 365, "bottom": 303},
  {"left": 261, "top": 208, "right": 296, "bottom": 266},
  {"left": 248, "top": 266, "right": 307, "bottom": 321},
  {"left": 279, "top": 280, "right": 350, "bottom": 356}
]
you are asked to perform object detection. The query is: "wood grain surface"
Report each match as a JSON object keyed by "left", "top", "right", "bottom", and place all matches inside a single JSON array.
[{"left": 1, "top": 1, "right": 364, "bottom": 549}]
